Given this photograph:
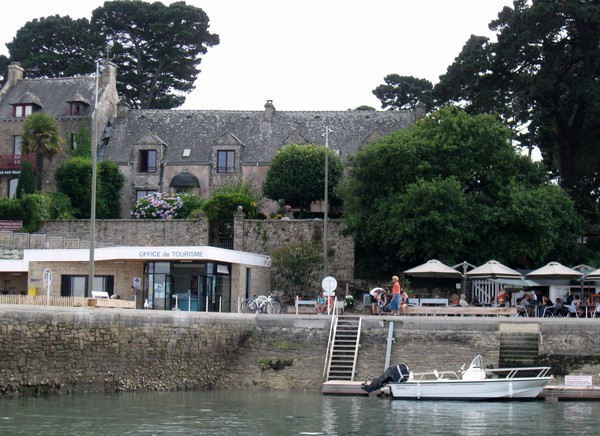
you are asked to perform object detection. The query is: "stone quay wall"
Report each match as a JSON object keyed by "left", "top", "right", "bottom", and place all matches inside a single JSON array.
[{"left": 1, "top": 306, "right": 600, "bottom": 397}]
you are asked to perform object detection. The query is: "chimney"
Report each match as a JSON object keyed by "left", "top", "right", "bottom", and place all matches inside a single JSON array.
[
  {"left": 264, "top": 100, "right": 275, "bottom": 122},
  {"left": 414, "top": 101, "right": 427, "bottom": 122},
  {"left": 0, "top": 63, "right": 24, "bottom": 99},
  {"left": 7, "top": 63, "right": 24, "bottom": 86}
]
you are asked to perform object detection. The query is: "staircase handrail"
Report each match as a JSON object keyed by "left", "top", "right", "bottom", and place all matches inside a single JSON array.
[
  {"left": 323, "top": 312, "right": 338, "bottom": 380},
  {"left": 350, "top": 317, "right": 362, "bottom": 381}
]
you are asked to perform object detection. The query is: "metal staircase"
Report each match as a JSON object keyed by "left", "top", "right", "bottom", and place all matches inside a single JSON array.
[{"left": 324, "top": 316, "right": 362, "bottom": 381}]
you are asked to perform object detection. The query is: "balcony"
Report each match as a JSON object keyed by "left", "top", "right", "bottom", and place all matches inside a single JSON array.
[{"left": 0, "top": 154, "right": 37, "bottom": 173}]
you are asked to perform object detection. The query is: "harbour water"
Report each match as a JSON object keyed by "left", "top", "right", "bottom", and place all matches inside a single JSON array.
[{"left": 1, "top": 389, "right": 599, "bottom": 435}]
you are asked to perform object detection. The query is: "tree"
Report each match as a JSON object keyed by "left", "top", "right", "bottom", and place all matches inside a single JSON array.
[
  {"left": 5, "top": 1, "right": 219, "bottom": 109},
  {"left": 54, "top": 157, "right": 123, "bottom": 219},
  {"left": 21, "top": 113, "right": 63, "bottom": 190},
  {"left": 6, "top": 15, "right": 102, "bottom": 78},
  {"left": 342, "top": 107, "right": 584, "bottom": 277},
  {"left": 15, "top": 160, "right": 37, "bottom": 199},
  {"left": 91, "top": 0, "right": 219, "bottom": 109},
  {"left": 263, "top": 144, "right": 344, "bottom": 212},
  {"left": 96, "top": 160, "right": 124, "bottom": 219},
  {"left": 434, "top": 0, "right": 600, "bottom": 223},
  {"left": 270, "top": 240, "right": 323, "bottom": 300},
  {"left": 373, "top": 74, "right": 434, "bottom": 110}
]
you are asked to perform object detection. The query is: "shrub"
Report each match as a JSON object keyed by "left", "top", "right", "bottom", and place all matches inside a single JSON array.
[{"left": 131, "top": 192, "right": 183, "bottom": 219}]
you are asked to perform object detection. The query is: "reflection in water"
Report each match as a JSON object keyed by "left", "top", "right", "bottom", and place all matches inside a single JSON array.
[{"left": 0, "top": 390, "right": 599, "bottom": 435}]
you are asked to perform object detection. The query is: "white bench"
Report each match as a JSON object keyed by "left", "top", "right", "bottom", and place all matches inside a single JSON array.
[
  {"left": 89, "top": 290, "right": 135, "bottom": 309},
  {"left": 294, "top": 297, "right": 343, "bottom": 315}
]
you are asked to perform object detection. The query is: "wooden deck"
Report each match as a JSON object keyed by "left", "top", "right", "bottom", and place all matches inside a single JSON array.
[
  {"left": 321, "top": 380, "right": 369, "bottom": 395},
  {"left": 539, "top": 385, "right": 600, "bottom": 401}
]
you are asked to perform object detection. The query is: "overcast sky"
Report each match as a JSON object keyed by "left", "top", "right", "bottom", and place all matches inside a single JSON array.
[{"left": 0, "top": 0, "right": 516, "bottom": 111}]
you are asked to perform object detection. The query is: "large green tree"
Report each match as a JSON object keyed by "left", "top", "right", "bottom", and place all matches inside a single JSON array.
[
  {"left": 434, "top": 0, "right": 600, "bottom": 223},
  {"left": 373, "top": 74, "right": 434, "bottom": 110},
  {"left": 342, "top": 107, "right": 584, "bottom": 278},
  {"left": 91, "top": 0, "right": 219, "bottom": 109},
  {"left": 263, "top": 143, "right": 344, "bottom": 212},
  {"left": 6, "top": 15, "right": 102, "bottom": 78},
  {"left": 5, "top": 1, "right": 219, "bottom": 109}
]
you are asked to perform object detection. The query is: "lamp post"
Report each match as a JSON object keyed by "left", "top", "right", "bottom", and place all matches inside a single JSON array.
[
  {"left": 88, "top": 60, "right": 100, "bottom": 296},
  {"left": 323, "top": 126, "right": 332, "bottom": 278}
]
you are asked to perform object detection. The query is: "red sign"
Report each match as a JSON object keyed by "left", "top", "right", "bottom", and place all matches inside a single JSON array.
[{"left": 0, "top": 220, "right": 23, "bottom": 231}]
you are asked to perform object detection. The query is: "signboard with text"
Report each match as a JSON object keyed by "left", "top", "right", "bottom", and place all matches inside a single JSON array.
[{"left": 0, "top": 220, "right": 23, "bottom": 231}]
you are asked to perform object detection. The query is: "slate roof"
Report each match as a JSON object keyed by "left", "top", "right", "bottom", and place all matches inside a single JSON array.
[
  {"left": 102, "top": 106, "right": 414, "bottom": 164},
  {"left": 0, "top": 76, "right": 96, "bottom": 119}
]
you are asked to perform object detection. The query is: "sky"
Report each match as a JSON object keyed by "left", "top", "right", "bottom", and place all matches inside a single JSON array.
[{"left": 0, "top": 0, "right": 516, "bottom": 111}]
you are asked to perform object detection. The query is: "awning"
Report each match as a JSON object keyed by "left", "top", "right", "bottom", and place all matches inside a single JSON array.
[{"left": 491, "top": 278, "right": 539, "bottom": 288}]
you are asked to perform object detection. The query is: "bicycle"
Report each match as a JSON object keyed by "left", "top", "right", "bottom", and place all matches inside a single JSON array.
[{"left": 240, "top": 293, "right": 281, "bottom": 314}]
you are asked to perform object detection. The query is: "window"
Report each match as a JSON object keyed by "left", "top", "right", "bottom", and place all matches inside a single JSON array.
[
  {"left": 70, "top": 102, "right": 83, "bottom": 116},
  {"left": 136, "top": 190, "right": 156, "bottom": 202},
  {"left": 13, "top": 104, "right": 33, "bottom": 118},
  {"left": 139, "top": 149, "right": 157, "bottom": 173},
  {"left": 217, "top": 150, "right": 235, "bottom": 173},
  {"left": 13, "top": 136, "right": 21, "bottom": 155},
  {"left": 8, "top": 178, "right": 18, "bottom": 199}
]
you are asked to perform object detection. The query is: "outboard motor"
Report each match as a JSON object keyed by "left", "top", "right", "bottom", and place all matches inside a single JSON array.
[{"left": 361, "top": 363, "right": 410, "bottom": 393}]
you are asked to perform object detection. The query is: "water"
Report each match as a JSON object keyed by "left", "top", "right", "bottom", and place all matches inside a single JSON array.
[{"left": 1, "top": 390, "right": 599, "bottom": 435}]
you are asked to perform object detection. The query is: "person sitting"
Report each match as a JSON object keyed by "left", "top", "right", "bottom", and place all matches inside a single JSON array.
[
  {"left": 378, "top": 288, "right": 391, "bottom": 313},
  {"left": 496, "top": 289, "right": 510, "bottom": 306},
  {"left": 553, "top": 297, "right": 568, "bottom": 317},
  {"left": 316, "top": 295, "right": 328, "bottom": 315},
  {"left": 537, "top": 295, "right": 553, "bottom": 317},
  {"left": 515, "top": 298, "right": 528, "bottom": 317},
  {"left": 569, "top": 294, "right": 584, "bottom": 317},
  {"left": 459, "top": 294, "right": 469, "bottom": 307},
  {"left": 449, "top": 294, "right": 460, "bottom": 307},
  {"left": 470, "top": 295, "right": 482, "bottom": 306},
  {"left": 521, "top": 293, "right": 537, "bottom": 317},
  {"left": 400, "top": 289, "right": 410, "bottom": 315}
]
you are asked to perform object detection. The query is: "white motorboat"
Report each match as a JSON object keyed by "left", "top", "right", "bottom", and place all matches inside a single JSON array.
[{"left": 362, "top": 355, "right": 553, "bottom": 400}]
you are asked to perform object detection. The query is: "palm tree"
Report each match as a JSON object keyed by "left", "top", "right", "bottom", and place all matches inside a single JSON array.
[{"left": 21, "top": 113, "right": 63, "bottom": 190}]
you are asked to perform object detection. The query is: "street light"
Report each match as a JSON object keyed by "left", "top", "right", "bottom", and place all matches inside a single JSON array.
[
  {"left": 323, "top": 126, "right": 332, "bottom": 278},
  {"left": 88, "top": 60, "right": 100, "bottom": 296}
]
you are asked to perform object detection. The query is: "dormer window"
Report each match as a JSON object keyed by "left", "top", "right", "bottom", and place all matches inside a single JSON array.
[{"left": 13, "top": 104, "right": 33, "bottom": 118}]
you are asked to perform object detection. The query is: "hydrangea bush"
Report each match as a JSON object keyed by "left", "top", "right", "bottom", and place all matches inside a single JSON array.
[
  {"left": 344, "top": 295, "right": 356, "bottom": 309},
  {"left": 131, "top": 192, "right": 183, "bottom": 220}
]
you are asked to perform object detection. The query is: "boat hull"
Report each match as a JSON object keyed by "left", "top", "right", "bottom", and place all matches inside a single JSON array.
[{"left": 389, "top": 377, "right": 552, "bottom": 400}]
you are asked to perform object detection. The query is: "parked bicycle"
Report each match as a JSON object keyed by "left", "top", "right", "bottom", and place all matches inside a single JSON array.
[{"left": 240, "top": 293, "right": 281, "bottom": 314}]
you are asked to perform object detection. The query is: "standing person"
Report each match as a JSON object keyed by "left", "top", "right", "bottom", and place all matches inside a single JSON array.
[
  {"left": 130, "top": 286, "right": 137, "bottom": 301},
  {"left": 388, "top": 276, "right": 402, "bottom": 316}
]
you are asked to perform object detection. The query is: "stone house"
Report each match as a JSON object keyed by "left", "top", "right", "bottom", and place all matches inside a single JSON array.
[
  {"left": 0, "top": 61, "right": 119, "bottom": 198},
  {"left": 101, "top": 100, "right": 419, "bottom": 218}
]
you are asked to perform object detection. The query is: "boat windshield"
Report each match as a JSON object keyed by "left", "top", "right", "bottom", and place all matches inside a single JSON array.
[{"left": 470, "top": 355, "right": 483, "bottom": 370}]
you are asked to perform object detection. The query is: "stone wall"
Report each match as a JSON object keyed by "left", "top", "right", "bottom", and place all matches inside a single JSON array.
[
  {"left": 39, "top": 219, "right": 210, "bottom": 247},
  {"left": 1, "top": 306, "right": 600, "bottom": 397},
  {"left": 234, "top": 218, "right": 354, "bottom": 283},
  {"left": 39, "top": 216, "right": 355, "bottom": 284}
]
